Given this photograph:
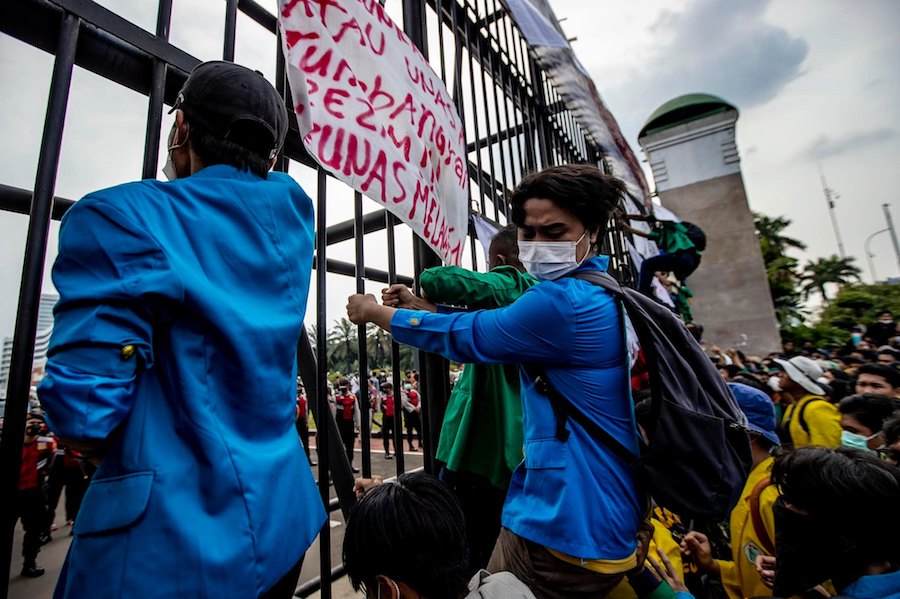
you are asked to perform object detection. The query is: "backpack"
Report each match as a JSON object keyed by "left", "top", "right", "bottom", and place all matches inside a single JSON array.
[
  {"left": 530, "top": 271, "right": 751, "bottom": 522},
  {"left": 681, "top": 221, "right": 707, "bottom": 252}
]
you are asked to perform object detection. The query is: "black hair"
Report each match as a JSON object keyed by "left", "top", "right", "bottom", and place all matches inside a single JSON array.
[
  {"left": 838, "top": 393, "right": 900, "bottom": 433},
  {"left": 720, "top": 364, "right": 743, "bottom": 379},
  {"left": 509, "top": 164, "right": 625, "bottom": 248},
  {"left": 771, "top": 446, "right": 900, "bottom": 563},
  {"left": 190, "top": 124, "right": 271, "bottom": 177},
  {"left": 488, "top": 224, "right": 519, "bottom": 262},
  {"left": 883, "top": 414, "right": 900, "bottom": 445},
  {"left": 856, "top": 362, "right": 900, "bottom": 389},
  {"left": 731, "top": 374, "right": 773, "bottom": 399},
  {"left": 343, "top": 472, "right": 469, "bottom": 598}
]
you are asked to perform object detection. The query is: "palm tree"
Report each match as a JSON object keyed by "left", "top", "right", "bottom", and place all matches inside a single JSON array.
[
  {"left": 754, "top": 213, "right": 807, "bottom": 263},
  {"left": 800, "top": 255, "right": 862, "bottom": 303},
  {"left": 754, "top": 212, "right": 807, "bottom": 328},
  {"left": 327, "top": 318, "right": 358, "bottom": 374}
]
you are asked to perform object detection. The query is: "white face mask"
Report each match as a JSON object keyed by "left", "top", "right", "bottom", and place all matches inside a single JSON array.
[
  {"left": 518, "top": 229, "right": 590, "bottom": 281},
  {"left": 162, "top": 123, "right": 189, "bottom": 181},
  {"left": 767, "top": 376, "right": 781, "bottom": 392}
]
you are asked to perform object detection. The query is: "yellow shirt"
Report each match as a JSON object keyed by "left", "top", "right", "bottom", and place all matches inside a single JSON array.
[
  {"left": 715, "top": 457, "right": 779, "bottom": 599},
  {"left": 782, "top": 395, "right": 841, "bottom": 448}
]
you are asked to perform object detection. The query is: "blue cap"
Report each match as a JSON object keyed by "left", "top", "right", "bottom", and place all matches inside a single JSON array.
[{"left": 727, "top": 382, "right": 780, "bottom": 447}]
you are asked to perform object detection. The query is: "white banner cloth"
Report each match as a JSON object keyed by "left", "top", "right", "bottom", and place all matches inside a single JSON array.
[{"left": 280, "top": 0, "right": 469, "bottom": 265}]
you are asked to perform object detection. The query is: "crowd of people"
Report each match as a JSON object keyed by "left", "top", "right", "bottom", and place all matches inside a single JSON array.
[{"left": 10, "top": 60, "right": 898, "bottom": 599}]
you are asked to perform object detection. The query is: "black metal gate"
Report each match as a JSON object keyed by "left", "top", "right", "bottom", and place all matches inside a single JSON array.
[{"left": 0, "top": 1, "right": 632, "bottom": 596}]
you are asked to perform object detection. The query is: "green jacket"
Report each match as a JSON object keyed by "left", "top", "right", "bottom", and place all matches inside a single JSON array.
[
  {"left": 649, "top": 221, "right": 697, "bottom": 255},
  {"left": 420, "top": 265, "right": 537, "bottom": 489}
]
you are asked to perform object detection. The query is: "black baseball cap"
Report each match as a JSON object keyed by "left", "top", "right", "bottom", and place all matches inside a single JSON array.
[{"left": 170, "top": 61, "right": 288, "bottom": 159}]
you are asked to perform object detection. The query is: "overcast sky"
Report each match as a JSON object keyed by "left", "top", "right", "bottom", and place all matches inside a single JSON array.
[{"left": 1, "top": 0, "right": 899, "bottom": 342}]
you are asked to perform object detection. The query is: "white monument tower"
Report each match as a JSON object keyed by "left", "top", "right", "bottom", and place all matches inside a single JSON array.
[{"left": 638, "top": 94, "right": 780, "bottom": 356}]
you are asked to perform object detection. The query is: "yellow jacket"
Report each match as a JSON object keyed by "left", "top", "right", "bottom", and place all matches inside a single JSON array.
[
  {"left": 715, "top": 457, "right": 779, "bottom": 599},
  {"left": 782, "top": 395, "right": 841, "bottom": 448}
]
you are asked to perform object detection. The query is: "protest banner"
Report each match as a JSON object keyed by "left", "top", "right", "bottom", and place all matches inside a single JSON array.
[{"left": 280, "top": 0, "right": 469, "bottom": 265}]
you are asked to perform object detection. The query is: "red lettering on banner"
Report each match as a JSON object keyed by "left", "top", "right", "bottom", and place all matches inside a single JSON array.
[
  {"left": 282, "top": 0, "right": 315, "bottom": 18},
  {"left": 285, "top": 29, "right": 319, "bottom": 49},
  {"left": 343, "top": 133, "right": 372, "bottom": 177},
  {"left": 313, "top": 0, "right": 347, "bottom": 24},
  {"left": 364, "top": 23, "right": 386, "bottom": 55},
  {"left": 323, "top": 87, "right": 349, "bottom": 118},
  {"left": 405, "top": 57, "right": 436, "bottom": 96},
  {"left": 391, "top": 161, "right": 407, "bottom": 204},
  {"left": 387, "top": 125, "right": 412, "bottom": 162},
  {"left": 390, "top": 93, "right": 417, "bottom": 125},
  {"left": 355, "top": 99, "right": 378, "bottom": 132},
  {"left": 408, "top": 179, "right": 429, "bottom": 221},
  {"left": 334, "top": 17, "right": 364, "bottom": 45},
  {"left": 300, "top": 45, "right": 333, "bottom": 77},
  {"left": 315, "top": 124, "right": 345, "bottom": 171},
  {"left": 367, "top": 76, "right": 395, "bottom": 112},
  {"left": 360, "top": 150, "right": 388, "bottom": 203},
  {"left": 332, "top": 59, "right": 355, "bottom": 85}
]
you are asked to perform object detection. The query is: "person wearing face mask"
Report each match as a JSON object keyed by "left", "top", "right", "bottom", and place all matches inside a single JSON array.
[
  {"left": 773, "top": 356, "right": 841, "bottom": 448},
  {"left": 763, "top": 446, "right": 900, "bottom": 599},
  {"left": 838, "top": 393, "right": 900, "bottom": 452},
  {"left": 38, "top": 61, "right": 324, "bottom": 598},
  {"left": 347, "top": 165, "right": 643, "bottom": 598},
  {"left": 17, "top": 410, "right": 54, "bottom": 578}
]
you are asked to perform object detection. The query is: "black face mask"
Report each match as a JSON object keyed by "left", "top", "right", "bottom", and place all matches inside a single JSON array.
[{"left": 772, "top": 497, "right": 860, "bottom": 597}]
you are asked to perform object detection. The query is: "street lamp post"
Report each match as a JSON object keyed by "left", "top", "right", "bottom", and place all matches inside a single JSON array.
[
  {"left": 882, "top": 204, "right": 900, "bottom": 274},
  {"left": 864, "top": 228, "right": 890, "bottom": 283}
]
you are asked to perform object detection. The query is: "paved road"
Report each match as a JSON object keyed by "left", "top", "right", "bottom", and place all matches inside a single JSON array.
[{"left": 8, "top": 443, "right": 424, "bottom": 598}]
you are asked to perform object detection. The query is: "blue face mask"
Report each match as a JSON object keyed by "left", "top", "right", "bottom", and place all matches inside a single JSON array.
[{"left": 841, "top": 430, "right": 877, "bottom": 453}]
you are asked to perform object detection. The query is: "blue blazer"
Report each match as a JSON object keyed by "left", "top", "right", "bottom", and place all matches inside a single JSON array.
[{"left": 39, "top": 165, "right": 326, "bottom": 598}]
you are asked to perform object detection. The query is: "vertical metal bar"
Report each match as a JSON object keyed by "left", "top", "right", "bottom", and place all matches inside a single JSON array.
[
  {"left": 528, "top": 54, "right": 550, "bottom": 169},
  {"left": 223, "top": 0, "right": 238, "bottom": 61},
  {"left": 274, "top": 28, "right": 289, "bottom": 173},
  {"left": 498, "top": 2, "right": 524, "bottom": 189},
  {"left": 314, "top": 167, "right": 332, "bottom": 599},
  {"left": 492, "top": 0, "right": 515, "bottom": 209},
  {"left": 404, "top": 0, "right": 445, "bottom": 476},
  {"left": 142, "top": 0, "right": 173, "bottom": 179},
  {"left": 485, "top": 0, "right": 509, "bottom": 217},
  {"left": 385, "top": 212, "right": 405, "bottom": 476},
  {"left": 474, "top": 0, "right": 499, "bottom": 221},
  {"left": 353, "top": 191, "right": 371, "bottom": 476},
  {"left": 462, "top": 2, "right": 486, "bottom": 214},
  {"left": 435, "top": 0, "right": 448, "bottom": 84},
  {"left": 0, "top": 13, "right": 80, "bottom": 597}
]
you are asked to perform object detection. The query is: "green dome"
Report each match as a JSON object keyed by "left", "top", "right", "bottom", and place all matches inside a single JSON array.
[{"left": 639, "top": 93, "right": 737, "bottom": 138}]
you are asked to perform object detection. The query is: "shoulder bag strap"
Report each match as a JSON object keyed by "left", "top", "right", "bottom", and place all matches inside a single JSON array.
[
  {"left": 749, "top": 475, "right": 776, "bottom": 555},
  {"left": 527, "top": 365, "right": 639, "bottom": 467}
]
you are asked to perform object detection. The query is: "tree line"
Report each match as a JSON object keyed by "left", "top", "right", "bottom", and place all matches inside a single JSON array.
[{"left": 754, "top": 212, "right": 900, "bottom": 345}]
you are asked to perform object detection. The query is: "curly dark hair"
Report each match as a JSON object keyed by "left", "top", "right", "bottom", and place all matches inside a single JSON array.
[{"left": 509, "top": 164, "right": 625, "bottom": 246}]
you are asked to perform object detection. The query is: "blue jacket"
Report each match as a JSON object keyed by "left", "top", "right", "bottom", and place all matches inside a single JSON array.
[
  {"left": 39, "top": 165, "right": 326, "bottom": 598},
  {"left": 841, "top": 569, "right": 900, "bottom": 598},
  {"left": 392, "top": 256, "right": 641, "bottom": 560}
]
